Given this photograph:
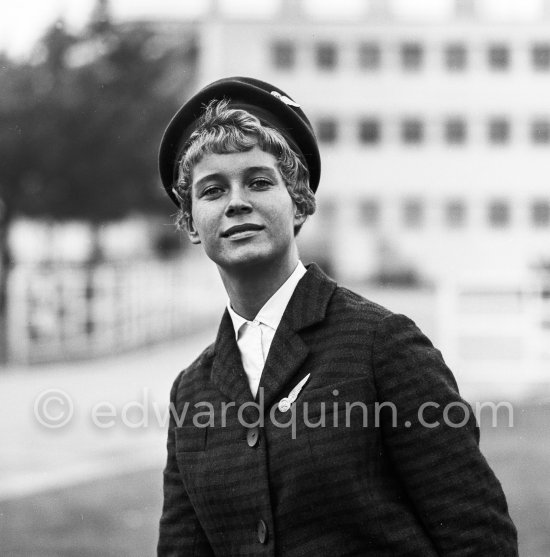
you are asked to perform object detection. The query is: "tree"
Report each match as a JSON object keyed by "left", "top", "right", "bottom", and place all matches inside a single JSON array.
[
  {"left": 0, "top": 4, "right": 198, "bottom": 362},
  {"left": 0, "top": 54, "right": 50, "bottom": 362}
]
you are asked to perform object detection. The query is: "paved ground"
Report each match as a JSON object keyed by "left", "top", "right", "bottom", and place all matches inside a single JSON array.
[
  {"left": 0, "top": 328, "right": 216, "bottom": 500},
  {"left": 1, "top": 468, "right": 164, "bottom": 557}
]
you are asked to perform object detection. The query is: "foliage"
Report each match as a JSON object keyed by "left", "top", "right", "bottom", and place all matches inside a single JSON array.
[
  {"left": 0, "top": 4, "right": 197, "bottom": 361},
  {"left": 0, "top": 13, "right": 196, "bottom": 222}
]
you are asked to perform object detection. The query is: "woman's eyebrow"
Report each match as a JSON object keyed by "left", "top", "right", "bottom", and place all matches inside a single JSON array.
[
  {"left": 193, "top": 173, "right": 225, "bottom": 191},
  {"left": 244, "top": 166, "right": 278, "bottom": 177}
]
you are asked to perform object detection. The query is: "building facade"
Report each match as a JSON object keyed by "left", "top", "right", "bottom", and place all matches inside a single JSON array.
[{"left": 192, "top": 0, "right": 550, "bottom": 286}]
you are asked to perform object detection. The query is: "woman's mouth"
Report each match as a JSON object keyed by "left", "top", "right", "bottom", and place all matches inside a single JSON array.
[{"left": 222, "top": 224, "right": 264, "bottom": 238}]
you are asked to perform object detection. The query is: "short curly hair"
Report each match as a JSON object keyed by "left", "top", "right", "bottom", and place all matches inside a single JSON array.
[{"left": 172, "top": 99, "right": 316, "bottom": 234}]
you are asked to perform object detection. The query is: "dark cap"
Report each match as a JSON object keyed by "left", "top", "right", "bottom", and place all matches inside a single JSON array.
[{"left": 158, "top": 76, "right": 321, "bottom": 207}]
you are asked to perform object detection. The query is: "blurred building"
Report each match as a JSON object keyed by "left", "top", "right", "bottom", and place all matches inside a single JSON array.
[
  {"left": 185, "top": 0, "right": 550, "bottom": 286},
  {"left": 8, "top": 0, "right": 550, "bottom": 379}
]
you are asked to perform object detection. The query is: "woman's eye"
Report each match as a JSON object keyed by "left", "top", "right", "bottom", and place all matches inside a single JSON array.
[
  {"left": 250, "top": 179, "right": 271, "bottom": 189},
  {"left": 202, "top": 186, "right": 223, "bottom": 197}
]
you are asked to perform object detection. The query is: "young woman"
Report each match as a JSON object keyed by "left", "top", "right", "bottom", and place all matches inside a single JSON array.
[{"left": 157, "top": 76, "right": 518, "bottom": 556}]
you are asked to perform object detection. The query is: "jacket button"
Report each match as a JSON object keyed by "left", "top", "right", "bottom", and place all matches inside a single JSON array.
[
  {"left": 246, "top": 427, "right": 259, "bottom": 448},
  {"left": 257, "top": 519, "right": 268, "bottom": 544}
]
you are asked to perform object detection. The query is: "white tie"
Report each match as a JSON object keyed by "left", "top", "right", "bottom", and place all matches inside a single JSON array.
[{"left": 240, "top": 320, "right": 264, "bottom": 398}]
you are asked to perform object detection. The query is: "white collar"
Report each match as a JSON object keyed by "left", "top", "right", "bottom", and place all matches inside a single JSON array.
[{"left": 227, "top": 261, "right": 307, "bottom": 339}]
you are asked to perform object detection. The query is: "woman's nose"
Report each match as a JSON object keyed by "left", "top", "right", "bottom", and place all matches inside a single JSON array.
[{"left": 224, "top": 188, "right": 252, "bottom": 217}]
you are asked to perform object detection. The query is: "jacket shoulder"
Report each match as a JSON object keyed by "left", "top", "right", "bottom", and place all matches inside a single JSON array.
[
  {"left": 329, "top": 284, "right": 394, "bottom": 324},
  {"left": 171, "top": 341, "right": 215, "bottom": 394}
]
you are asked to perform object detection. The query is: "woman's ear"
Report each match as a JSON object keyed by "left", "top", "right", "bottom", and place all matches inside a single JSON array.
[
  {"left": 293, "top": 208, "right": 307, "bottom": 229},
  {"left": 186, "top": 217, "right": 201, "bottom": 244}
]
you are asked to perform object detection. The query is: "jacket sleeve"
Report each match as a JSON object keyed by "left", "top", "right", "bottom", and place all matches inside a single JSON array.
[
  {"left": 157, "top": 375, "right": 215, "bottom": 557},
  {"left": 372, "top": 313, "right": 518, "bottom": 556}
]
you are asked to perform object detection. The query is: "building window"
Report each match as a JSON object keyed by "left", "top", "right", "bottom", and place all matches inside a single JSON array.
[
  {"left": 361, "top": 199, "right": 380, "bottom": 226},
  {"left": 272, "top": 41, "right": 295, "bottom": 69},
  {"left": 403, "top": 199, "right": 424, "bottom": 227},
  {"left": 402, "top": 119, "right": 424, "bottom": 144},
  {"left": 532, "top": 200, "right": 550, "bottom": 226},
  {"left": 488, "top": 200, "right": 510, "bottom": 227},
  {"left": 401, "top": 42, "right": 423, "bottom": 70},
  {"left": 445, "top": 118, "right": 467, "bottom": 144},
  {"left": 359, "top": 42, "right": 380, "bottom": 69},
  {"left": 317, "top": 118, "right": 338, "bottom": 143},
  {"left": 532, "top": 43, "right": 550, "bottom": 70},
  {"left": 489, "top": 118, "right": 510, "bottom": 144},
  {"left": 532, "top": 119, "right": 550, "bottom": 144},
  {"left": 445, "top": 200, "right": 466, "bottom": 227},
  {"left": 488, "top": 44, "right": 509, "bottom": 70},
  {"left": 359, "top": 119, "right": 381, "bottom": 144},
  {"left": 445, "top": 43, "right": 467, "bottom": 71},
  {"left": 316, "top": 42, "right": 337, "bottom": 70}
]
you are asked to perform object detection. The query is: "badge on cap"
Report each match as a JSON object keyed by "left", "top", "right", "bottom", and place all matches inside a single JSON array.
[
  {"left": 278, "top": 374, "right": 311, "bottom": 413},
  {"left": 271, "top": 90, "right": 300, "bottom": 108}
]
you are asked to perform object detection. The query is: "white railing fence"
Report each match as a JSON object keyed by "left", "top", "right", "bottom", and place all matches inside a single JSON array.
[
  {"left": 5, "top": 259, "right": 550, "bottom": 390},
  {"left": 6, "top": 256, "right": 225, "bottom": 365},
  {"left": 435, "top": 272, "right": 550, "bottom": 394},
  {"left": 356, "top": 270, "right": 550, "bottom": 397}
]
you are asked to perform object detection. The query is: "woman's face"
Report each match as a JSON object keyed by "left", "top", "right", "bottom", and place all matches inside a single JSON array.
[{"left": 187, "top": 144, "right": 305, "bottom": 273}]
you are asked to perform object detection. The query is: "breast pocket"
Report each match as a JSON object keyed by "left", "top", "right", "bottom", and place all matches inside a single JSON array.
[{"left": 300, "top": 376, "right": 375, "bottom": 423}]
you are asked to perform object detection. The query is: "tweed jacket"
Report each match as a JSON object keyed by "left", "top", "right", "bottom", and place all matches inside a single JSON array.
[{"left": 158, "top": 264, "right": 518, "bottom": 556}]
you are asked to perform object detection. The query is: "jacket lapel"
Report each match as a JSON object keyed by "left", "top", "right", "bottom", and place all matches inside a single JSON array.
[
  {"left": 209, "top": 263, "right": 337, "bottom": 415},
  {"left": 257, "top": 263, "right": 337, "bottom": 411},
  {"left": 210, "top": 310, "right": 256, "bottom": 409}
]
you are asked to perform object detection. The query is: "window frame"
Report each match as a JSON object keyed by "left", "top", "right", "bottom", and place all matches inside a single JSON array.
[
  {"left": 531, "top": 119, "right": 550, "bottom": 144},
  {"left": 445, "top": 200, "right": 467, "bottom": 227},
  {"left": 532, "top": 43, "right": 550, "bottom": 71},
  {"left": 358, "top": 118, "right": 381, "bottom": 145},
  {"left": 488, "top": 199, "right": 510, "bottom": 228},
  {"left": 401, "top": 42, "right": 424, "bottom": 71},
  {"left": 361, "top": 199, "right": 380, "bottom": 226},
  {"left": 532, "top": 200, "right": 550, "bottom": 227},
  {"left": 445, "top": 118, "right": 467, "bottom": 145},
  {"left": 488, "top": 117, "right": 510, "bottom": 145},
  {"left": 488, "top": 44, "right": 510, "bottom": 71},
  {"left": 359, "top": 42, "right": 381, "bottom": 70},
  {"left": 316, "top": 118, "right": 338, "bottom": 144},
  {"left": 316, "top": 42, "right": 338, "bottom": 70},
  {"left": 403, "top": 198, "right": 424, "bottom": 228},
  {"left": 445, "top": 43, "right": 467, "bottom": 71},
  {"left": 401, "top": 118, "right": 424, "bottom": 144},
  {"left": 271, "top": 40, "right": 295, "bottom": 70}
]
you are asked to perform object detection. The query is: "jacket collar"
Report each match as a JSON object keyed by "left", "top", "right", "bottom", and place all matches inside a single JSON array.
[
  {"left": 226, "top": 260, "right": 307, "bottom": 337},
  {"left": 210, "top": 263, "right": 337, "bottom": 414}
]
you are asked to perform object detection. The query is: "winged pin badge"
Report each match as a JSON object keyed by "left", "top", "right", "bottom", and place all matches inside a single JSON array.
[{"left": 278, "top": 373, "right": 311, "bottom": 413}]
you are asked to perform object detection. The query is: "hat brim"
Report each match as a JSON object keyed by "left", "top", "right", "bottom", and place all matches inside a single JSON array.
[{"left": 158, "top": 76, "right": 321, "bottom": 207}]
